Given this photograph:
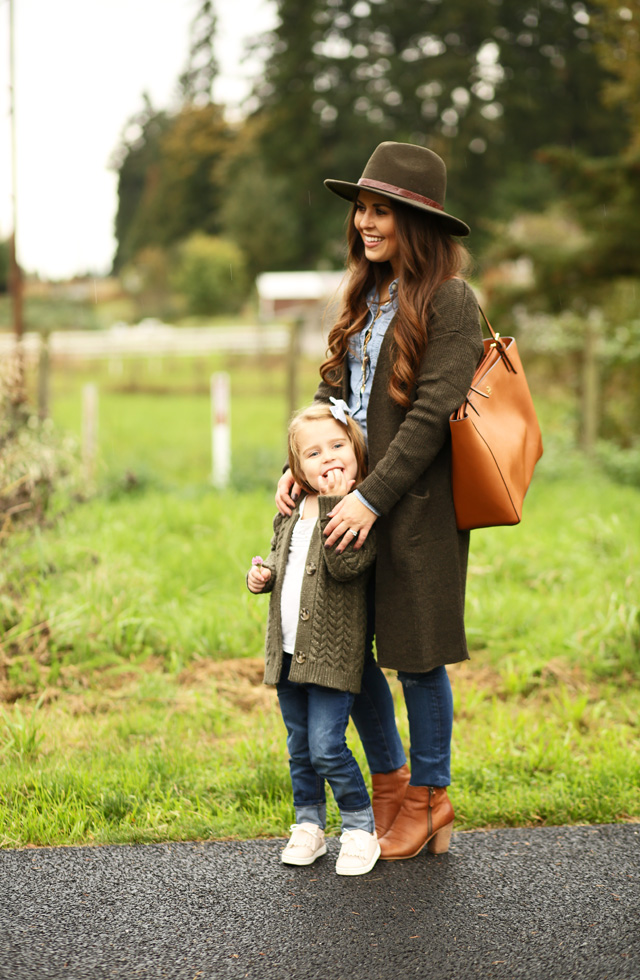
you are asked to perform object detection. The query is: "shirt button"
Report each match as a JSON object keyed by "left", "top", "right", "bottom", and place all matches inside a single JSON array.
[
  {"left": 306, "top": 562, "right": 317, "bottom": 575},
  {"left": 295, "top": 652, "right": 306, "bottom": 664},
  {"left": 300, "top": 608, "right": 310, "bottom": 621}
]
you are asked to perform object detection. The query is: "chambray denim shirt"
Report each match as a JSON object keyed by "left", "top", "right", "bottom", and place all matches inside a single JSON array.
[{"left": 348, "top": 279, "right": 399, "bottom": 515}]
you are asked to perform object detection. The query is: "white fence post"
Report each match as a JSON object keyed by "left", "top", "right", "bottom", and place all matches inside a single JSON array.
[{"left": 211, "top": 372, "right": 231, "bottom": 488}]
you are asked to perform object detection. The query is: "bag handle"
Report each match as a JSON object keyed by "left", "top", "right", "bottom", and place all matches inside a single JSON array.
[
  {"left": 479, "top": 306, "right": 498, "bottom": 341},
  {"left": 452, "top": 305, "right": 520, "bottom": 423},
  {"left": 478, "top": 306, "right": 517, "bottom": 374}
]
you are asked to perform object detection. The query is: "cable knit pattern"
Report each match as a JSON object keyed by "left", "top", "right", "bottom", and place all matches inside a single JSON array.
[
  {"left": 254, "top": 494, "right": 376, "bottom": 694},
  {"left": 313, "top": 277, "right": 484, "bottom": 673}
]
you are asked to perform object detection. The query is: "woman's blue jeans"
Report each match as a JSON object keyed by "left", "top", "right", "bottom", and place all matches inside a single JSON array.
[
  {"left": 396, "top": 664, "right": 453, "bottom": 787},
  {"left": 350, "top": 589, "right": 454, "bottom": 787},
  {"left": 276, "top": 654, "right": 374, "bottom": 832}
]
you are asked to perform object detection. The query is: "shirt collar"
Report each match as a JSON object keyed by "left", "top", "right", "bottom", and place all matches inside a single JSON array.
[{"left": 367, "top": 278, "right": 399, "bottom": 312}]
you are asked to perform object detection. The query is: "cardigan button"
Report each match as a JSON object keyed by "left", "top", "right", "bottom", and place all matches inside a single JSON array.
[
  {"left": 300, "top": 608, "right": 310, "bottom": 621},
  {"left": 305, "top": 562, "right": 317, "bottom": 575},
  {"left": 295, "top": 651, "right": 306, "bottom": 664}
]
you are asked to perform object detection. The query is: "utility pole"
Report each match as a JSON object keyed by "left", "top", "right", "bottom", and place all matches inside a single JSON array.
[{"left": 8, "top": 0, "right": 25, "bottom": 398}]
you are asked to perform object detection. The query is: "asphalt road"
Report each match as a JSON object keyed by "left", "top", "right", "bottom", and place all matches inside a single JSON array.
[{"left": 1, "top": 824, "right": 638, "bottom": 980}]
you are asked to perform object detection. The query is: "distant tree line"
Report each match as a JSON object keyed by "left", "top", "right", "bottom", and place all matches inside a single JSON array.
[
  {"left": 109, "top": 0, "right": 640, "bottom": 463},
  {"left": 111, "top": 0, "right": 633, "bottom": 280}
]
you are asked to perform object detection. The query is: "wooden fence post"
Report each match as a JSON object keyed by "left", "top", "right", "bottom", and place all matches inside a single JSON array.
[
  {"left": 38, "top": 331, "right": 50, "bottom": 419},
  {"left": 287, "top": 316, "right": 303, "bottom": 422},
  {"left": 82, "top": 383, "right": 98, "bottom": 482},
  {"left": 580, "top": 311, "right": 601, "bottom": 456}
]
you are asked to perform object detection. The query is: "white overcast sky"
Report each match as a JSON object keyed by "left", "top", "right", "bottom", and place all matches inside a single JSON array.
[{"left": 0, "top": 0, "right": 277, "bottom": 279}]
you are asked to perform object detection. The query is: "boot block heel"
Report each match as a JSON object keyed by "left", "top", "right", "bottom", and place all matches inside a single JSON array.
[{"left": 427, "top": 819, "right": 453, "bottom": 855}]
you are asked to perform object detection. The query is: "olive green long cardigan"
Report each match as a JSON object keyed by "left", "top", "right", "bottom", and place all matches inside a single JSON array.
[{"left": 314, "top": 277, "right": 483, "bottom": 673}]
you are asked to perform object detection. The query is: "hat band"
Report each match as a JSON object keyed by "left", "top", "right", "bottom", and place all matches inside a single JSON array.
[{"left": 358, "top": 178, "right": 444, "bottom": 212}]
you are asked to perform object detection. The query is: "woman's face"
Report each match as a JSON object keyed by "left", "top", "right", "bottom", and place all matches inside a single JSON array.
[{"left": 354, "top": 190, "right": 400, "bottom": 274}]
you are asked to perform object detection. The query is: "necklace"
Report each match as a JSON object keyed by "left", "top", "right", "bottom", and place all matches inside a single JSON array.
[{"left": 360, "top": 292, "right": 390, "bottom": 396}]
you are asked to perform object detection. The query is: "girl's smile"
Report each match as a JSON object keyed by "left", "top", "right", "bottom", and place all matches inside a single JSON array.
[
  {"left": 354, "top": 190, "right": 399, "bottom": 274},
  {"left": 297, "top": 418, "right": 358, "bottom": 493}
]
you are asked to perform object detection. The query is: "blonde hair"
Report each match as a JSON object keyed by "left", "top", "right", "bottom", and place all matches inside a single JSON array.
[{"left": 288, "top": 403, "right": 367, "bottom": 495}]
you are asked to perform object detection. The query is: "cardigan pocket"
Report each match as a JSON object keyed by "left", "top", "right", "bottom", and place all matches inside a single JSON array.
[
  {"left": 406, "top": 476, "right": 431, "bottom": 501},
  {"left": 405, "top": 468, "right": 431, "bottom": 501},
  {"left": 391, "top": 492, "right": 433, "bottom": 549},
  {"left": 406, "top": 487, "right": 431, "bottom": 501}
]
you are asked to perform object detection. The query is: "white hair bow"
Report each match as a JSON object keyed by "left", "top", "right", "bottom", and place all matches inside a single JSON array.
[{"left": 329, "top": 397, "right": 350, "bottom": 425}]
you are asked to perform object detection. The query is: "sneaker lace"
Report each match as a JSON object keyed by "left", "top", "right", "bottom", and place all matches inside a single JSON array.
[
  {"left": 288, "top": 824, "right": 319, "bottom": 848},
  {"left": 339, "top": 829, "right": 367, "bottom": 856}
]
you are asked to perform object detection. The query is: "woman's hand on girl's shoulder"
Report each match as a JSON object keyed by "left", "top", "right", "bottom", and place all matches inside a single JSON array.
[
  {"left": 323, "top": 493, "right": 377, "bottom": 553},
  {"left": 276, "top": 469, "right": 301, "bottom": 516}
]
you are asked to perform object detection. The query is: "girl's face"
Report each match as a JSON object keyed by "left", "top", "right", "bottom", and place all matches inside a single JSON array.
[
  {"left": 354, "top": 189, "right": 400, "bottom": 274},
  {"left": 296, "top": 418, "right": 358, "bottom": 492}
]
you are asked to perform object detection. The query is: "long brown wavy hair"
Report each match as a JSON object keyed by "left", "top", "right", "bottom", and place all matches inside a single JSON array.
[{"left": 321, "top": 199, "right": 471, "bottom": 408}]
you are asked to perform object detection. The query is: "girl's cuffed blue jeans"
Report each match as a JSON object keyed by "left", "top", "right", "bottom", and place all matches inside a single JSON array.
[{"left": 276, "top": 654, "right": 375, "bottom": 833}]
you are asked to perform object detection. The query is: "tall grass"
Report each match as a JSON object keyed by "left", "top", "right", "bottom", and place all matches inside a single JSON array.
[
  {"left": 1, "top": 354, "right": 639, "bottom": 847},
  {"left": 467, "top": 474, "right": 640, "bottom": 681},
  {"left": 3, "top": 468, "right": 637, "bottom": 693},
  {"left": 0, "top": 654, "right": 637, "bottom": 848}
]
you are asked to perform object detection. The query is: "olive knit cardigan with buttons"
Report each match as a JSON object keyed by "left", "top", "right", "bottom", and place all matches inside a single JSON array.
[{"left": 253, "top": 494, "right": 376, "bottom": 694}]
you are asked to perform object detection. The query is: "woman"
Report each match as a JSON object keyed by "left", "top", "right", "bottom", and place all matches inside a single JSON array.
[{"left": 276, "top": 141, "right": 483, "bottom": 859}]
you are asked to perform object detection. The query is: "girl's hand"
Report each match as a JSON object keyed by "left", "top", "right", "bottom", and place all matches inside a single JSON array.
[
  {"left": 276, "top": 469, "right": 301, "bottom": 516},
  {"left": 323, "top": 494, "right": 377, "bottom": 553},
  {"left": 247, "top": 566, "right": 272, "bottom": 593},
  {"left": 317, "top": 469, "right": 355, "bottom": 498}
]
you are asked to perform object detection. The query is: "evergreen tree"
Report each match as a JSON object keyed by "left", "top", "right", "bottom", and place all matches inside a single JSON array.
[
  {"left": 178, "top": 0, "right": 218, "bottom": 105},
  {"left": 111, "top": 96, "right": 170, "bottom": 271},
  {"left": 111, "top": 102, "right": 232, "bottom": 270},
  {"left": 482, "top": 1, "right": 640, "bottom": 449},
  {"left": 251, "top": 0, "right": 628, "bottom": 264},
  {"left": 219, "top": 126, "right": 302, "bottom": 276}
]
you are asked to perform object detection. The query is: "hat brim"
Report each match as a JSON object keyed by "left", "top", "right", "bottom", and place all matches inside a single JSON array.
[{"left": 324, "top": 178, "right": 470, "bottom": 237}]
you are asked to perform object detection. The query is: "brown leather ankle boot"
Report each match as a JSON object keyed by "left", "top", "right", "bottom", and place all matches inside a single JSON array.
[
  {"left": 371, "top": 763, "right": 411, "bottom": 837},
  {"left": 379, "top": 785, "right": 454, "bottom": 860}
]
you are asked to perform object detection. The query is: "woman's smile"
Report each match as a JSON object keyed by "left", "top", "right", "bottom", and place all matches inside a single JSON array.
[{"left": 354, "top": 190, "right": 399, "bottom": 272}]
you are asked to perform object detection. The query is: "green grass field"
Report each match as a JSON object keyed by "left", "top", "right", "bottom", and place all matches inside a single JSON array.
[{"left": 1, "top": 354, "right": 639, "bottom": 848}]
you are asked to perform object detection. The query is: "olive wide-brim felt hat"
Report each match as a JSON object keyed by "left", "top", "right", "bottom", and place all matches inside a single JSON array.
[{"left": 324, "top": 141, "right": 470, "bottom": 237}]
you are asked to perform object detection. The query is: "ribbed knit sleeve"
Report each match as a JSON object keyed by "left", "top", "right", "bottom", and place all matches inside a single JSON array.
[{"left": 317, "top": 495, "right": 376, "bottom": 581}]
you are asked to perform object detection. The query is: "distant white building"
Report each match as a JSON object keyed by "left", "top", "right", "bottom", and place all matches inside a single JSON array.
[{"left": 256, "top": 271, "right": 346, "bottom": 320}]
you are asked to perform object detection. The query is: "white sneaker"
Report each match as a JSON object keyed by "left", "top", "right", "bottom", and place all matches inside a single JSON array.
[
  {"left": 281, "top": 823, "right": 327, "bottom": 866},
  {"left": 335, "top": 829, "right": 381, "bottom": 876}
]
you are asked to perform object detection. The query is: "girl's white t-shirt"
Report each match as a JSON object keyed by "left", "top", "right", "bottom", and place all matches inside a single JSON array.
[{"left": 280, "top": 497, "right": 316, "bottom": 654}]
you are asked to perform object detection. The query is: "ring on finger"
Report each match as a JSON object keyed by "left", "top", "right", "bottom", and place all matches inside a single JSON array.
[{"left": 348, "top": 528, "right": 358, "bottom": 537}]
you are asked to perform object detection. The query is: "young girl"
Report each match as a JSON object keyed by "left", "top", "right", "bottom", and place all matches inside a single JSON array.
[
  {"left": 247, "top": 401, "right": 379, "bottom": 876},
  {"left": 276, "top": 142, "right": 485, "bottom": 860}
]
